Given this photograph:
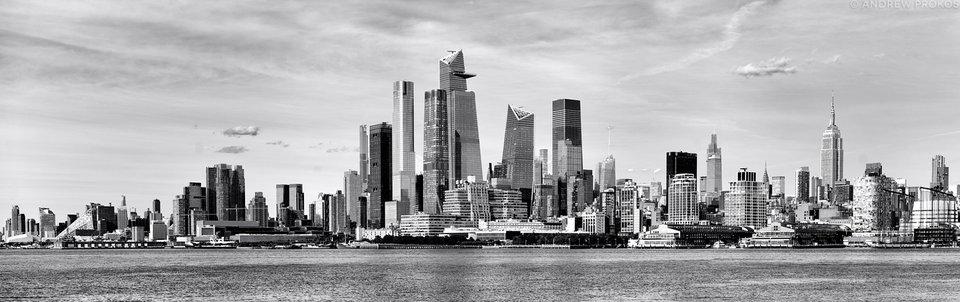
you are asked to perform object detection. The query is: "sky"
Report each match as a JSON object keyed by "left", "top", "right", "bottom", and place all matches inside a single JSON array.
[{"left": 1, "top": 0, "right": 958, "bottom": 219}]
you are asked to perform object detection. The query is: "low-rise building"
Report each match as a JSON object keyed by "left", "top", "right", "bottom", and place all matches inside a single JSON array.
[
  {"left": 743, "top": 222, "right": 794, "bottom": 248},
  {"left": 399, "top": 213, "right": 476, "bottom": 236}
]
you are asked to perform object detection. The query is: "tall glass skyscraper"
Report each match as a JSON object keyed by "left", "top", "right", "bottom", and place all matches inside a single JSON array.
[
  {"left": 598, "top": 155, "right": 616, "bottom": 190},
  {"left": 706, "top": 134, "right": 722, "bottom": 193},
  {"left": 359, "top": 125, "right": 369, "bottom": 192},
  {"left": 206, "top": 164, "right": 245, "bottom": 221},
  {"left": 368, "top": 122, "right": 392, "bottom": 228},
  {"left": 501, "top": 105, "right": 535, "bottom": 203},
  {"left": 392, "top": 80, "right": 417, "bottom": 214},
  {"left": 343, "top": 170, "right": 362, "bottom": 225},
  {"left": 423, "top": 89, "right": 449, "bottom": 214},
  {"left": 797, "top": 166, "right": 810, "bottom": 203},
  {"left": 820, "top": 96, "right": 844, "bottom": 186},
  {"left": 441, "top": 50, "right": 482, "bottom": 185},
  {"left": 552, "top": 99, "right": 582, "bottom": 177}
]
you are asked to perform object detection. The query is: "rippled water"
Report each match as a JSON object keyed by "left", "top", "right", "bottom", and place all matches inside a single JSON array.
[{"left": 2, "top": 248, "right": 960, "bottom": 301}]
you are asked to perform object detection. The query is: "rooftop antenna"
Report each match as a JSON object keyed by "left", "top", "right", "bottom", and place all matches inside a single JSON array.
[{"left": 606, "top": 125, "right": 614, "bottom": 155}]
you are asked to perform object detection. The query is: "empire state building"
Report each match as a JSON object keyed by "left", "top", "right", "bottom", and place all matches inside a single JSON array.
[{"left": 820, "top": 95, "right": 843, "bottom": 186}]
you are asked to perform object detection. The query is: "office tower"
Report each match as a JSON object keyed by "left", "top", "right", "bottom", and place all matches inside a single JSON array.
[
  {"left": 441, "top": 50, "right": 483, "bottom": 185},
  {"left": 616, "top": 180, "right": 641, "bottom": 234},
  {"left": 724, "top": 168, "right": 769, "bottom": 229},
  {"left": 698, "top": 176, "right": 708, "bottom": 193},
  {"left": 932, "top": 155, "right": 949, "bottom": 191},
  {"left": 89, "top": 203, "right": 117, "bottom": 234},
  {"left": 533, "top": 149, "right": 548, "bottom": 186},
  {"left": 153, "top": 199, "right": 161, "bottom": 214},
  {"left": 332, "top": 191, "right": 348, "bottom": 232},
  {"left": 392, "top": 80, "right": 417, "bottom": 214},
  {"left": 552, "top": 99, "right": 583, "bottom": 177},
  {"left": 384, "top": 200, "right": 408, "bottom": 228},
  {"left": 820, "top": 95, "right": 844, "bottom": 186},
  {"left": 344, "top": 170, "right": 362, "bottom": 226},
  {"left": 276, "top": 184, "right": 304, "bottom": 227},
  {"left": 172, "top": 182, "right": 206, "bottom": 236},
  {"left": 810, "top": 176, "right": 823, "bottom": 201},
  {"left": 566, "top": 170, "right": 594, "bottom": 214},
  {"left": 369, "top": 122, "right": 393, "bottom": 228},
  {"left": 416, "top": 174, "right": 424, "bottom": 212},
  {"left": 359, "top": 125, "right": 369, "bottom": 191},
  {"left": 206, "top": 164, "right": 245, "bottom": 221},
  {"left": 771, "top": 176, "right": 786, "bottom": 198},
  {"left": 116, "top": 196, "right": 129, "bottom": 230},
  {"left": 667, "top": 173, "right": 698, "bottom": 224},
  {"left": 38, "top": 208, "right": 55, "bottom": 238},
  {"left": 650, "top": 182, "right": 663, "bottom": 199},
  {"left": 10, "top": 205, "right": 21, "bottom": 236},
  {"left": 706, "top": 134, "right": 723, "bottom": 193},
  {"left": 149, "top": 220, "right": 167, "bottom": 241},
  {"left": 309, "top": 202, "right": 317, "bottom": 226},
  {"left": 852, "top": 163, "right": 904, "bottom": 232},
  {"left": 423, "top": 89, "right": 449, "bottom": 215},
  {"left": 358, "top": 195, "right": 369, "bottom": 228},
  {"left": 489, "top": 188, "right": 527, "bottom": 220},
  {"left": 531, "top": 180, "right": 557, "bottom": 220},
  {"left": 666, "top": 152, "right": 698, "bottom": 188},
  {"left": 246, "top": 192, "right": 269, "bottom": 227},
  {"left": 598, "top": 155, "right": 616, "bottom": 190},
  {"left": 442, "top": 179, "right": 491, "bottom": 221},
  {"left": 797, "top": 167, "right": 811, "bottom": 203},
  {"left": 501, "top": 105, "right": 535, "bottom": 204}
]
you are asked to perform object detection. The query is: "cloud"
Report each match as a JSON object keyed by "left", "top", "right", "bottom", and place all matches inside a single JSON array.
[
  {"left": 621, "top": 0, "right": 769, "bottom": 81},
  {"left": 734, "top": 57, "right": 797, "bottom": 77},
  {"left": 824, "top": 55, "right": 841, "bottom": 64},
  {"left": 266, "top": 140, "right": 289, "bottom": 147},
  {"left": 222, "top": 126, "right": 260, "bottom": 137},
  {"left": 325, "top": 146, "right": 357, "bottom": 153},
  {"left": 215, "top": 145, "right": 248, "bottom": 153},
  {"left": 308, "top": 142, "right": 325, "bottom": 149}
]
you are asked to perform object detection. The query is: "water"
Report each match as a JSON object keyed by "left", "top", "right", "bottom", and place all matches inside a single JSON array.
[{"left": 2, "top": 248, "right": 960, "bottom": 301}]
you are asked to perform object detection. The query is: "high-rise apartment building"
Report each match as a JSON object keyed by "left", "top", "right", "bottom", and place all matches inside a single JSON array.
[
  {"left": 441, "top": 50, "right": 483, "bottom": 185},
  {"left": 501, "top": 105, "right": 535, "bottom": 205},
  {"left": 393, "top": 80, "right": 417, "bottom": 214},
  {"left": 359, "top": 125, "right": 369, "bottom": 191},
  {"left": 616, "top": 180, "right": 641, "bottom": 234},
  {"left": 667, "top": 173, "right": 698, "bottom": 224},
  {"left": 369, "top": 122, "right": 392, "bottom": 228},
  {"left": 797, "top": 166, "right": 811, "bottom": 203},
  {"left": 38, "top": 207, "right": 55, "bottom": 238},
  {"left": 706, "top": 134, "right": 723, "bottom": 193},
  {"left": 852, "top": 163, "right": 905, "bottom": 232},
  {"left": 173, "top": 182, "right": 206, "bottom": 236},
  {"left": 771, "top": 176, "right": 786, "bottom": 198},
  {"left": 423, "top": 89, "right": 449, "bottom": 214},
  {"left": 931, "top": 154, "right": 949, "bottom": 191},
  {"left": 820, "top": 96, "right": 844, "bottom": 186},
  {"left": 724, "top": 168, "right": 769, "bottom": 229}
]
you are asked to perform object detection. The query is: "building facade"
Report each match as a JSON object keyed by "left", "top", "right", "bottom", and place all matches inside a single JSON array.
[
  {"left": 667, "top": 173, "right": 699, "bottom": 224},
  {"left": 392, "top": 80, "right": 417, "bottom": 214},
  {"left": 501, "top": 105, "right": 535, "bottom": 205},
  {"left": 725, "top": 168, "right": 769, "bottom": 229},
  {"left": 441, "top": 50, "right": 483, "bottom": 185},
  {"left": 368, "top": 122, "right": 392, "bottom": 228},
  {"left": 706, "top": 134, "right": 722, "bottom": 193},
  {"left": 820, "top": 96, "right": 844, "bottom": 187},
  {"left": 423, "top": 89, "right": 449, "bottom": 215}
]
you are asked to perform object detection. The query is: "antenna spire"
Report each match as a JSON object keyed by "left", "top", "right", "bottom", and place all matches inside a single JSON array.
[{"left": 830, "top": 91, "right": 836, "bottom": 126}]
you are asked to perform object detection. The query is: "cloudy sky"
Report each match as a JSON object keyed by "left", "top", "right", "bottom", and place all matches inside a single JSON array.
[{"left": 1, "top": 0, "right": 958, "bottom": 218}]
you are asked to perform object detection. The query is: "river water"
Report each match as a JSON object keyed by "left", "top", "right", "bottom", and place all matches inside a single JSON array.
[{"left": 2, "top": 248, "right": 959, "bottom": 301}]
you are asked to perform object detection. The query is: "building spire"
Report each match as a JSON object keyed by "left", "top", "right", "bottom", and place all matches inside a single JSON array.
[{"left": 830, "top": 91, "right": 836, "bottom": 126}]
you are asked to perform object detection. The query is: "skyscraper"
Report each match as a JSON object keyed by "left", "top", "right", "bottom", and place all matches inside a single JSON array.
[
  {"left": 533, "top": 149, "right": 548, "bottom": 186},
  {"left": 11, "top": 205, "right": 22, "bottom": 236},
  {"left": 344, "top": 170, "right": 362, "bottom": 226},
  {"left": 852, "top": 163, "right": 904, "bottom": 232},
  {"left": 369, "top": 122, "right": 393, "bottom": 228},
  {"left": 931, "top": 154, "right": 949, "bottom": 191},
  {"left": 598, "top": 155, "right": 616, "bottom": 190},
  {"left": 616, "top": 180, "right": 641, "bottom": 234},
  {"left": 667, "top": 173, "right": 698, "bottom": 224},
  {"left": 393, "top": 80, "right": 417, "bottom": 214},
  {"left": 666, "top": 151, "right": 697, "bottom": 211},
  {"left": 247, "top": 192, "right": 269, "bottom": 227},
  {"left": 441, "top": 50, "right": 483, "bottom": 184},
  {"left": 771, "top": 176, "right": 786, "bottom": 198},
  {"left": 172, "top": 182, "right": 205, "bottom": 236},
  {"left": 706, "top": 134, "right": 722, "bottom": 193},
  {"left": 820, "top": 95, "right": 844, "bottom": 186},
  {"left": 38, "top": 207, "right": 55, "bottom": 238},
  {"left": 276, "top": 184, "right": 304, "bottom": 227},
  {"left": 423, "top": 89, "right": 449, "bottom": 214},
  {"left": 206, "top": 164, "right": 245, "bottom": 221},
  {"left": 552, "top": 99, "right": 582, "bottom": 177},
  {"left": 359, "top": 125, "right": 369, "bottom": 191},
  {"left": 116, "top": 196, "right": 129, "bottom": 230},
  {"left": 501, "top": 105, "right": 535, "bottom": 205},
  {"left": 724, "top": 168, "right": 769, "bottom": 229},
  {"left": 797, "top": 166, "right": 811, "bottom": 203}
]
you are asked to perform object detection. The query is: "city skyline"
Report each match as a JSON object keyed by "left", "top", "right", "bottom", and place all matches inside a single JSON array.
[{"left": 2, "top": 1, "right": 959, "bottom": 217}]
